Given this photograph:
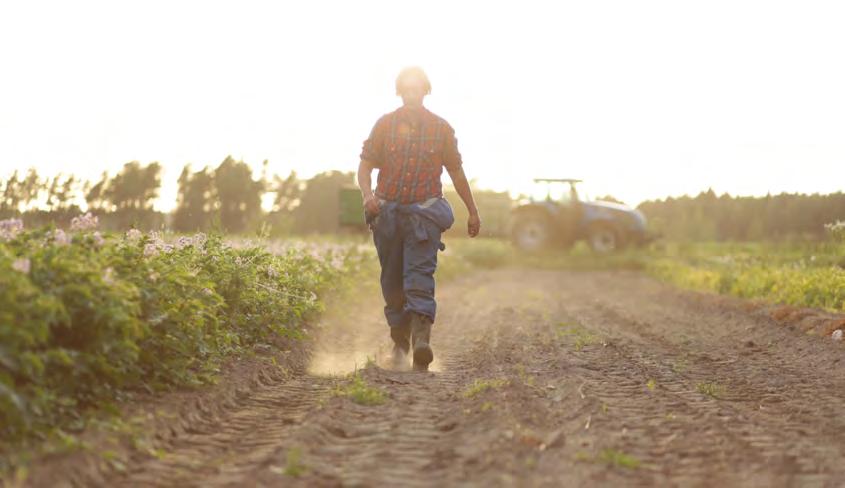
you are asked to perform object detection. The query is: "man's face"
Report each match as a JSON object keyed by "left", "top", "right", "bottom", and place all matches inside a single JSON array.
[{"left": 399, "top": 76, "right": 427, "bottom": 109}]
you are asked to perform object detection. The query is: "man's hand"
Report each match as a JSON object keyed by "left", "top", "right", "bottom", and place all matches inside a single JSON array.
[
  {"left": 468, "top": 213, "right": 481, "bottom": 238},
  {"left": 363, "top": 193, "right": 381, "bottom": 216},
  {"left": 445, "top": 166, "right": 481, "bottom": 238},
  {"left": 358, "top": 159, "right": 380, "bottom": 217}
]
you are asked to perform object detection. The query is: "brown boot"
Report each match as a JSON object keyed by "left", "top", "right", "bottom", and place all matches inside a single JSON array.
[
  {"left": 410, "top": 313, "right": 433, "bottom": 371},
  {"left": 390, "top": 324, "right": 410, "bottom": 370}
]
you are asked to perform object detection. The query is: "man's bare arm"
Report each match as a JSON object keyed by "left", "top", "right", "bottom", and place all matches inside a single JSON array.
[
  {"left": 447, "top": 166, "right": 481, "bottom": 237},
  {"left": 358, "top": 159, "right": 380, "bottom": 215}
]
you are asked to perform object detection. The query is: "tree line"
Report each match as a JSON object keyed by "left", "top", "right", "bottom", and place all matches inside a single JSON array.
[
  {"left": 3, "top": 158, "right": 274, "bottom": 233},
  {"left": 0, "top": 158, "right": 514, "bottom": 237},
  {"left": 3, "top": 161, "right": 843, "bottom": 240},
  {"left": 637, "top": 189, "right": 845, "bottom": 241}
]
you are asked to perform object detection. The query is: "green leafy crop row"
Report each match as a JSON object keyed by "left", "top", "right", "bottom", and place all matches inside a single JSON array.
[
  {"left": 646, "top": 241, "right": 845, "bottom": 312},
  {"left": 0, "top": 216, "right": 365, "bottom": 446}
]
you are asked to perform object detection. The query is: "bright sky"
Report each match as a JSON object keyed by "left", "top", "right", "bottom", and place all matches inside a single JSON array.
[{"left": 1, "top": 0, "right": 843, "bottom": 211}]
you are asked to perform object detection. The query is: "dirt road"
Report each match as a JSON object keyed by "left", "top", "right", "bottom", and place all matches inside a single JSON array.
[{"left": 35, "top": 268, "right": 845, "bottom": 487}]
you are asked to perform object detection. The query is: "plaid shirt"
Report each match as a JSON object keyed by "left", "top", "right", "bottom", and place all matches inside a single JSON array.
[{"left": 360, "top": 106, "right": 463, "bottom": 204}]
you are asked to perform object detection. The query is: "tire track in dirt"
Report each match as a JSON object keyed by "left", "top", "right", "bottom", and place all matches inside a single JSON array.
[
  {"left": 99, "top": 274, "right": 521, "bottom": 487},
  {"left": 37, "top": 267, "right": 845, "bottom": 487},
  {"left": 276, "top": 370, "right": 465, "bottom": 487},
  {"left": 109, "top": 376, "right": 333, "bottom": 486},
  {"left": 555, "top": 270, "right": 845, "bottom": 486},
  {"left": 251, "top": 279, "right": 532, "bottom": 487}
]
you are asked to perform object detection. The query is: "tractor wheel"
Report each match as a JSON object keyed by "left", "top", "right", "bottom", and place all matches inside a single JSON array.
[
  {"left": 587, "top": 223, "right": 622, "bottom": 254},
  {"left": 511, "top": 213, "right": 552, "bottom": 252}
]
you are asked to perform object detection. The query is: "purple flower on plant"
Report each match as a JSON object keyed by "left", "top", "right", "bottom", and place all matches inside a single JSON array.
[
  {"left": 52, "top": 229, "right": 71, "bottom": 246},
  {"left": 12, "top": 257, "right": 31, "bottom": 274},
  {"left": 70, "top": 212, "right": 99, "bottom": 232},
  {"left": 126, "top": 229, "right": 143, "bottom": 241},
  {"left": 0, "top": 218, "right": 24, "bottom": 241}
]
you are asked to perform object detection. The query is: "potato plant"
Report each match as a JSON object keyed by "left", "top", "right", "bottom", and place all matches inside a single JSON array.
[{"left": 0, "top": 217, "right": 364, "bottom": 444}]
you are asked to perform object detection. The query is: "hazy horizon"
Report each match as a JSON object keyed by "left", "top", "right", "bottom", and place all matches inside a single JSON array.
[{"left": 1, "top": 0, "right": 843, "bottom": 212}]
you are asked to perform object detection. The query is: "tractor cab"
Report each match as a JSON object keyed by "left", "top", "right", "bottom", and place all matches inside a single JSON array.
[
  {"left": 511, "top": 178, "right": 585, "bottom": 251},
  {"left": 528, "top": 178, "right": 582, "bottom": 206},
  {"left": 511, "top": 177, "right": 650, "bottom": 253}
]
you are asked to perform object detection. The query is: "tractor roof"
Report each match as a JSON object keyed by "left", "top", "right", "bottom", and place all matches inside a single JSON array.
[{"left": 533, "top": 178, "right": 582, "bottom": 184}]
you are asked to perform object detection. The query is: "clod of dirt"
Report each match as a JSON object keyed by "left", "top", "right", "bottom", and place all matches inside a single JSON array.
[{"left": 832, "top": 330, "right": 843, "bottom": 341}]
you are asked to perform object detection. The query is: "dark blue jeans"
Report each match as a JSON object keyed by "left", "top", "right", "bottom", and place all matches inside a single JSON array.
[{"left": 371, "top": 198, "right": 452, "bottom": 328}]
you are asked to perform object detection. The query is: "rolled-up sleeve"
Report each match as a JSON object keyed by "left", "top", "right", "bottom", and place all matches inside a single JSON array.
[
  {"left": 360, "top": 118, "right": 386, "bottom": 168},
  {"left": 442, "top": 124, "right": 463, "bottom": 171}
]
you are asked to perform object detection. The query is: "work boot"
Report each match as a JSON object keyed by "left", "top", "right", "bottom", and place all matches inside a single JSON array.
[
  {"left": 390, "top": 324, "right": 410, "bottom": 370},
  {"left": 410, "top": 313, "right": 433, "bottom": 371}
]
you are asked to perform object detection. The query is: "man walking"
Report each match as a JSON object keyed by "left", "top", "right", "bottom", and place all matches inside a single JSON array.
[{"left": 358, "top": 66, "right": 481, "bottom": 371}]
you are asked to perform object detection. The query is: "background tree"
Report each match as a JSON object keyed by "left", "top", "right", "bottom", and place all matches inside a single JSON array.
[
  {"left": 262, "top": 170, "right": 302, "bottom": 236},
  {"left": 293, "top": 170, "right": 354, "bottom": 234},
  {"left": 45, "top": 174, "right": 79, "bottom": 212},
  {"left": 173, "top": 165, "right": 215, "bottom": 232},
  {"left": 272, "top": 170, "right": 301, "bottom": 214},
  {"left": 637, "top": 190, "right": 845, "bottom": 241},
  {"left": 84, "top": 171, "right": 110, "bottom": 211},
  {"left": 213, "top": 156, "right": 264, "bottom": 233},
  {"left": 19, "top": 168, "right": 43, "bottom": 211},
  {"left": 1, "top": 170, "right": 22, "bottom": 215},
  {"left": 100, "top": 161, "right": 163, "bottom": 229},
  {"left": 104, "top": 161, "right": 162, "bottom": 211}
]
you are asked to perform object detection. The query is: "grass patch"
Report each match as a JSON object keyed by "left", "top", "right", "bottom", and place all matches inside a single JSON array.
[
  {"left": 671, "top": 359, "right": 689, "bottom": 374},
  {"left": 556, "top": 323, "right": 603, "bottom": 351},
  {"left": 462, "top": 378, "right": 508, "bottom": 398},
  {"left": 335, "top": 372, "right": 387, "bottom": 406},
  {"left": 269, "top": 448, "right": 307, "bottom": 477},
  {"left": 514, "top": 364, "right": 537, "bottom": 387},
  {"left": 444, "top": 238, "right": 845, "bottom": 313},
  {"left": 598, "top": 448, "right": 641, "bottom": 469},
  {"left": 696, "top": 381, "right": 725, "bottom": 398},
  {"left": 646, "top": 241, "right": 845, "bottom": 312},
  {"left": 449, "top": 239, "right": 845, "bottom": 313}
]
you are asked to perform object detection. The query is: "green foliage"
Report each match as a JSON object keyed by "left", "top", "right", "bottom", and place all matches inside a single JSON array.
[
  {"left": 335, "top": 372, "right": 387, "bottom": 406},
  {"left": 556, "top": 323, "right": 603, "bottom": 351},
  {"left": 638, "top": 189, "right": 845, "bottom": 241},
  {"left": 0, "top": 223, "right": 363, "bottom": 450},
  {"left": 696, "top": 382, "right": 725, "bottom": 398},
  {"left": 598, "top": 449, "right": 641, "bottom": 469},
  {"left": 826, "top": 221, "right": 845, "bottom": 244},
  {"left": 647, "top": 241, "right": 845, "bottom": 312},
  {"left": 269, "top": 448, "right": 308, "bottom": 477},
  {"left": 462, "top": 378, "right": 508, "bottom": 398}
]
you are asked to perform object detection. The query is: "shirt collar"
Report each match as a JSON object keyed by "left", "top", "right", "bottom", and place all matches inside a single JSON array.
[{"left": 397, "top": 105, "right": 428, "bottom": 123}]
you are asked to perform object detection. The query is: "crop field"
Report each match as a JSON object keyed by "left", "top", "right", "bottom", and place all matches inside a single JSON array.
[{"left": 2, "top": 217, "right": 845, "bottom": 486}]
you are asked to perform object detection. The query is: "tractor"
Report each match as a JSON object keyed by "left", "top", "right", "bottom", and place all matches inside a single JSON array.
[{"left": 510, "top": 178, "right": 652, "bottom": 253}]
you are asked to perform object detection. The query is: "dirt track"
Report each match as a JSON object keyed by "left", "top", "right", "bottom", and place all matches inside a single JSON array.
[{"left": 33, "top": 268, "right": 845, "bottom": 487}]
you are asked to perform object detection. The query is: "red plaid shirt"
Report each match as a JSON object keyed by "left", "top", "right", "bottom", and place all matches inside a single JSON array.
[{"left": 360, "top": 106, "right": 463, "bottom": 204}]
